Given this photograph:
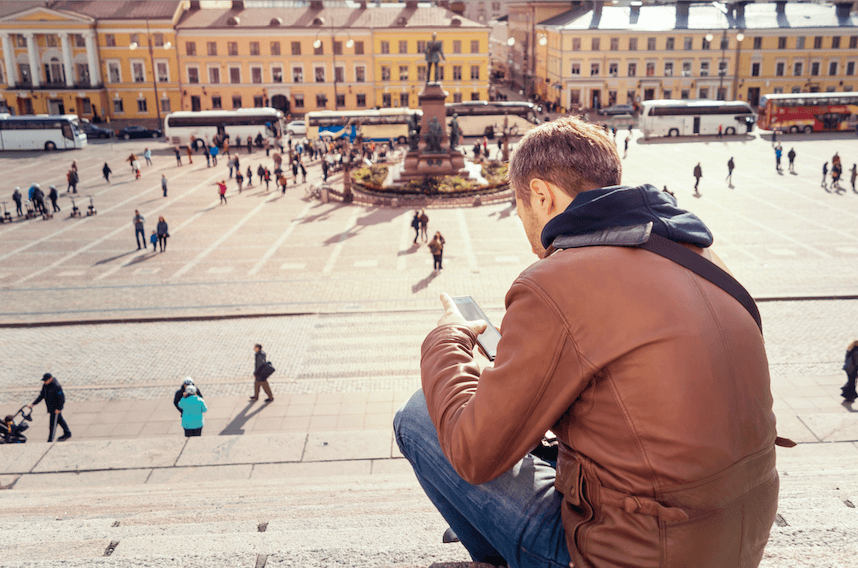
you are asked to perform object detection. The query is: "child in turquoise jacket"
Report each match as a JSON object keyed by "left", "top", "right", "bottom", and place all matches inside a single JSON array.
[{"left": 177, "top": 385, "right": 207, "bottom": 437}]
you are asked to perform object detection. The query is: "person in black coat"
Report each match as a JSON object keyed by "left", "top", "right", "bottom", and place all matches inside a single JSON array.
[
  {"left": 250, "top": 344, "right": 274, "bottom": 402},
  {"left": 48, "top": 185, "right": 61, "bottom": 212},
  {"left": 174, "top": 377, "right": 203, "bottom": 414},
  {"left": 841, "top": 341, "right": 858, "bottom": 403},
  {"left": 27, "top": 373, "right": 71, "bottom": 442}
]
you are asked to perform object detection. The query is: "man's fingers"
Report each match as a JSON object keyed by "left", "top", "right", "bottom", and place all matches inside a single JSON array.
[
  {"left": 439, "top": 293, "right": 458, "bottom": 315},
  {"left": 470, "top": 319, "right": 488, "bottom": 335}
]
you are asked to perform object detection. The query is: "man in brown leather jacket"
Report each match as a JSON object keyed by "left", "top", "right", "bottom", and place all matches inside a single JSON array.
[{"left": 394, "top": 116, "right": 780, "bottom": 568}]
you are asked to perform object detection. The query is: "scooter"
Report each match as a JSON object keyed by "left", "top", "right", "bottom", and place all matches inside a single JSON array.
[
  {"left": 86, "top": 196, "right": 97, "bottom": 216},
  {"left": 42, "top": 203, "right": 53, "bottom": 220},
  {"left": 0, "top": 202, "right": 10, "bottom": 223},
  {"left": 24, "top": 200, "right": 38, "bottom": 220},
  {"left": 69, "top": 197, "right": 81, "bottom": 218}
]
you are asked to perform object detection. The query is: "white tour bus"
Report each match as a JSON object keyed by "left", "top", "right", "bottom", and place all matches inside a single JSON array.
[
  {"left": 306, "top": 108, "right": 415, "bottom": 143},
  {"left": 446, "top": 101, "right": 541, "bottom": 138},
  {"left": 0, "top": 113, "right": 87, "bottom": 150},
  {"left": 164, "top": 108, "right": 285, "bottom": 148},
  {"left": 639, "top": 100, "right": 756, "bottom": 139}
]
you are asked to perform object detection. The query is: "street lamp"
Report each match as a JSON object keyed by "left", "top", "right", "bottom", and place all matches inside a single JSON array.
[
  {"left": 314, "top": 27, "right": 354, "bottom": 111},
  {"left": 128, "top": 19, "right": 169, "bottom": 131}
]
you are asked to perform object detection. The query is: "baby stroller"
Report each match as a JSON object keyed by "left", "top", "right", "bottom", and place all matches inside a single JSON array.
[{"left": 0, "top": 406, "right": 32, "bottom": 444}]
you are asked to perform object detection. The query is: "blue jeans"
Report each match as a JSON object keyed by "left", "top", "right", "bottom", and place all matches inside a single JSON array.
[{"left": 394, "top": 390, "right": 572, "bottom": 568}]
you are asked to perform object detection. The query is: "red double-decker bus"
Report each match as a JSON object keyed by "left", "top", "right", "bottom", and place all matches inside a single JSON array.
[{"left": 758, "top": 92, "right": 858, "bottom": 133}]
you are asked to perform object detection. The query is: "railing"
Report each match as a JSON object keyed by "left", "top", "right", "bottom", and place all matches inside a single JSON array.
[{"left": 5, "top": 82, "right": 104, "bottom": 90}]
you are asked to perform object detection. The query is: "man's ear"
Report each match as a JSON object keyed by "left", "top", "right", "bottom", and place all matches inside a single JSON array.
[{"left": 529, "top": 178, "right": 555, "bottom": 216}]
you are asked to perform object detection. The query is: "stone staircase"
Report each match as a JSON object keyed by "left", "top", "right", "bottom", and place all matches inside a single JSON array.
[{"left": 1, "top": 432, "right": 857, "bottom": 567}]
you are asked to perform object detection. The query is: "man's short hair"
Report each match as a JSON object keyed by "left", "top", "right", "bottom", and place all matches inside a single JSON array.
[
  {"left": 509, "top": 116, "right": 622, "bottom": 205},
  {"left": 254, "top": 343, "right": 262, "bottom": 350}
]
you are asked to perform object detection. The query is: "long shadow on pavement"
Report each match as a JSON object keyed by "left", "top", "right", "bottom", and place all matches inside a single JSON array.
[
  {"left": 412, "top": 269, "right": 439, "bottom": 293},
  {"left": 93, "top": 250, "right": 138, "bottom": 266},
  {"left": 219, "top": 401, "right": 271, "bottom": 435}
]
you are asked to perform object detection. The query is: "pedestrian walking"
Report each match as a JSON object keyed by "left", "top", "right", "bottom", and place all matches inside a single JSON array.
[
  {"left": 246, "top": 135, "right": 252, "bottom": 154},
  {"left": 246, "top": 165, "right": 253, "bottom": 188},
  {"left": 473, "top": 141, "right": 481, "bottom": 160},
  {"left": 264, "top": 138, "right": 270, "bottom": 157},
  {"left": 26, "top": 373, "right": 71, "bottom": 442},
  {"left": 205, "top": 146, "right": 211, "bottom": 167},
  {"left": 822, "top": 162, "right": 828, "bottom": 189},
  {"left": 851, "top": 164, "right": 857, "bottom": 193},
  {"left": 263, "top": 168, "right": 271, "bottom": 191},
  {"left": 623, "top": 133, "right": 630, "bottom": 159},
  {"left": 144, "top": 147, "right": 153, "bottom": 166},
  {"left": 279, "top": 174, "right": 289, "bottom": 193},
  {"left": 428, "top": 231, "right": 445, "bottom": 271},
  {"left": 102, "top": 162, "right": 112, "bottom": 183},
  {"left": 774, "top": 145, "right": 782, "bottom": 173},
  {"left": 173, "top": 147, "right": 182, "bottom": 166},
  {"left": 223, "top": 136, "right": 230, "bottom": 157},
  {"left": 12, "top": 187, "right": 22, "bottom": 216},
  {"left": 127, "top": 153, "right": 138, "bottom": 173},
  {"left": 693, "top": 162, "right": 702, "bottom": 194},
  {"left": 161, "top": 174, "right": 168, "bottom": 197},
  {"left": 411, "top": 210, "right": 421, "bottom": 244},
  {"left": 228, "top": 156, "right": 235, "bottom": 179},
  {"left": 841, "top": 340, "right": 858, "bottom": 403},
  {"left": 48, "top": 185, "right": 60, "bottom": 212},
  {"left": 235, "top": 169, "right": 244, "bottom": 192},
  {"left": 482, "top": 136, "right": 488, "bottom": 156},
  {"left": 218, "top": 180, "right": 227, "bottom": 204},
  {"left": 726, "top": 157, "right": 734, "bottom": 186},
  {"left": 299, "top": 161, "right": 307, "bottom": 184},
  {"left": 787, "top": 147, "right": 796, "bottom": 174},
  {"left": 257, "top": 164, "right": 265, "bottom": 184},
  {"left": 322, "top": 160, "right": 329, "bottom": 182},
  {"left": 32, "top": 184, "right": 46, "bottom": 214},
  {"left": 209, "top": 143, "right": 218, "bottom": 166},
  {"left": 149, "top": 230, "right": 158, "bottom": 250},
  {"left": 832, "top": 160, "right": 843, "bottom": 192},
  {"left": 717, "top": 124, "right": 723, "bottom": 139},
  {"left": 157, "top": 216, "right": 169, "bottom": 252},
  {"left": 771, "top": 127, "right": 778, "bottom": 147},
  {"left": 177, "top": 385, "right": 207, "bottom": 437},
  {"left": 419, "top": 209, "right": 429, "bottom": 242},
  {"left": 174, "top": 377, "right": 202, "bottom": 414},
  {"left": 250, "top": 344, "right": 275, "bottom": 402},
  {"left": 186, "top": 145, "right": 193, "bottom": 164},
  {"left": 291, "top": 160, "right": 299, "bottom": 185},
  {"left": 133, "top": 210, "right": 146, "bottom": 249},
  {"left": 68, "top": 168, "right": 79, "bottom": 193}
]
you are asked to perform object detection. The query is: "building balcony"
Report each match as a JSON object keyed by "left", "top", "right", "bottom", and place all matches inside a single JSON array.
[{"left": 7, "top": 82, "right": 104, "bottom": 91}]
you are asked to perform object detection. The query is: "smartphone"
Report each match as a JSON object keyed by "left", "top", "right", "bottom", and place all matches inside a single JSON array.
[{"left": 452, "top": 296, "right": 502, "bottom": 361}]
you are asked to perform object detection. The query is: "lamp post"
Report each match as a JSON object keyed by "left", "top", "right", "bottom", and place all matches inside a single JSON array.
[
  {"left": 129, "top": 19, "right": 170, "bottom": 131},
  {"left": 314, "top": 25, "right": 354, "bottom": 111},
  {"left": 706, "top": 29, "right": 743, "bottom": 101}
]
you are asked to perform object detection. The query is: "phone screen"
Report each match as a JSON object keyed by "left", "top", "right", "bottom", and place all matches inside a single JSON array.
[{"left": 452, "top": 296, "right": 502, "bottom": 361}]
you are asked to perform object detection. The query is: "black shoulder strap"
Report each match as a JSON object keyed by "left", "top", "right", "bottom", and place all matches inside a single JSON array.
[{"left": 639, "top": 233, "right": 762, "bottom": 333}]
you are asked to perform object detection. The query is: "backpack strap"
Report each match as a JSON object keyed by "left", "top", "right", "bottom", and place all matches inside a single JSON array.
[{"left": 551, "top": 222, "right": 762, "bottom": 333}]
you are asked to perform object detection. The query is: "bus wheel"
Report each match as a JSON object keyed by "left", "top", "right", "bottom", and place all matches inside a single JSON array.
[
  {"left": 668, "top": 128, "right": 679, "bottom": 137},
  {"left": 789, "top": 126, "right": 799, "bottom": 134},
  {"left": 803, "top": 125, "right": 813, "bottom": 134},
  {"left": 44, "top": 141, "right": 56, "bottom": 151},
  {"left": 725, "top": 127, "right": 735, "bottom": 135}
]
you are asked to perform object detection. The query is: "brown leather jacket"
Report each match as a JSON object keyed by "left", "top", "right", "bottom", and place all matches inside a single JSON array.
[{"left": 421, "top": 245, "right": 779, "bottom": 568}]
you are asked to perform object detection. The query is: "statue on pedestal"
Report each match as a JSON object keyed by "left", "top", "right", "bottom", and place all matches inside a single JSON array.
[
  {"left": 449, "top": 114, "right": 460, "bottom": 149},
  {"left": 423, "top": 116, "right": 443, "bottom": 153},
  {"left": 408, "top": 129, "right": 420, "bottom": 152},
  {"left": 425, "top": 32, "right": 445, "bottom": 83}
]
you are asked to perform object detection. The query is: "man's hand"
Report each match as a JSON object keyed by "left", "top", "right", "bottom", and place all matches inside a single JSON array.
[
  {"left": 437, "top": 293, "right": 487, "bottom": 336},
  {"left": 26, "top": 404, "right": 32, "bottom": 410},
  {"left": 54, "top": 409, "right": 61, "bottom": 414}
]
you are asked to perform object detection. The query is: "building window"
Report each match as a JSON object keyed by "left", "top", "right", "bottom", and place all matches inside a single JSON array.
[
  {"left": 207, "top": 41, "right": 217, "bottom": 55},
  {"left": 773, "top": 87, "right": 783, "bottom": 94},
  {"left": 76, "top": 63, "right": 89, "bottom": 85},
  {"left": 113, "top": 98, "right": 124, "bottom": 113},
  {"left": 718, "top": 59, "right": 727, "bottom": 75},
  {"left": 665, "top": 37, "right": 674, "bottom": 50},
  {"left": 750, "top": 62, "right": 760, "bottom": 76},
  {"left": 591, "top": 38, "right": 600, "bottom": 51},
  {"left": 251, "top": 67, "right": 262, "bottom": 83},
  {"left": 399, "top": 40, "right": 407, "bottom": 54},
  {"left": 156, "top": 61, "right": 169, "bottom": 82},
  {"left": 471, "top": 92, "right": 480, "bottom": 101},
  {"left": 847, "top": 61, "right": 856, "bottom": 76},
  {"left": 292, "top": 66, "right": 303, "bottom": 83},
  {"left": 813, "top": 36, "right": 823, "bottom": 49},
  {"left": 829, "top": 61, "right": 838, "bottom": 76},
  {"left": 209, "top": 66, "right": 220, "bottom": 83},
  {"left": 250, "top": 41, "right": 260, "bottom": 55},
  {"left": 663, "top": 90, "right": 671, "bottom": 99},
  {"left": 453, "top": 92, "right": 463, "bottom": 103},
  {"left": 46, "top": 34, "right": 59, "bottom": 47},
  {"left": 647, "top": 37, "right": 656, "bottom": 51},
  {"left": 453, "top": 40, "right": 462, "bottom": 53},
  {"left": 699, "top": 87, "right": 709, "bottom": 99},
  {"left": 186, "top": 41, "right": 196, "bottom": 55},
  {"left": 664, "top": 61, "right": 673, "bottom": 76},
  {"left": 590, "top": 62, "right": 599, "bottom": 76},
  {"left": 451, "top": 65, "right": 461, "bottom": 80},
  {"left": 793, "top": 61, "right": 803, "bottom": 76},
  {"left": 291, "top": 41, "right": 301, "bottom": 55},
  {"left": 571, "top": 62, "right": 580, "bottom": 75},
  {"left": 418, "top": 65, "right": 426, "bottom": 81},
  {"left": 130, "top": 33, "right": 140, "bottom": 45},
  {"left": 627, "top": 62, "right": 636, "bottom": 77},
  {"left": 188, "top": 66, "right": 200, "bottom": 84},
  {"left": 680, "top": 89, "right": 690, "bottom": 99},
  {"left": 796, "top": 36, "right": 805, "bottom": 49},
  {"left": 811, "top": 61, "right": 820, "bottom": 76},
  {"left": 470, "top": 65, "right": 479, "bottom": 80},
  {"left": 336, "top": 94, "right": 345, "bottom": 108},
  {"left": 294, "top": 94, "right": 303, "bottom": 108},
  {"left": 777, "top": 37, "right": 786, "bottom": 49},
  {"left": 191, "top": 95, "right": 201, "bottom": 111},
  {"left": 107, "top": 61, "right": 121, "bottom": 83},
  {"left": 684, "top": 37, "right": 693, "bottom": 50},
  {"left": 355, "top": 41, "right": 364, "bottom": 54},
  {"left": 753, "top": 37, "right": 762, "bottom": 50},
  {"left": 232, "top": 95, "right": 242, "bottom": 109},
  {"left": 356, "top": 93, "right": 366, "bottom": 107},
  {"left": 154, "top": 33, "right": 164, "bottom": 47},
  {"left": 270, "top": 41, "right": 280, "bottom": 55},
  {"left": 646, "top": 61, "right": 655, "bottom": 76},
  {"left": 851, "top": 37, "right": 858, "bottom": 49},
  {"left": 682, "top": 61, "right": 692, "bottom": 76},
  {"left": 160, "top": 98, "right": 170, "bottom": 112},
  {"left": 315, "top": 66, "right": 325, "bottom": 82},
  {"left": 399, "top": 92, "right": 409, "bottom": 107},
  {"left": 229, "top": 67, "right": 240, "bottom": 83},
  {"left": 399, "top": 65, "right": 408, "bottom": 81},
  {"left": 701, "top": 37, "right": 711, "bottom": 50},
  {"left": 720, "top": 36, "right": 728, "bottom": 50},
  {"left": 700, "top": 61, "right": 709, "bottom": 76},
  {"left": 334, "top": 41, "right": 342, "bottom": 55},
  {"left": 382, "top": 93, "right": 391, "bottom": 107},
  {"left": 381, "top": 65, "right": 390, "bottom": 81},
  {"left": 608, "top": 62, "right": 618, "bottom": 76},
  {"left": 270, "top": 65, "right": 282, "bottom": 83},
  {"left": 132, "top": 61, "right": 145, "bottom": 82},
  {"left": 832, "top": 36, "right": 841, "bottom": 49},
  {"left": 211, "top": 96, "right": 222, "bottom": 109},
  {"left": 573, "top": 38, "right": 581, "bottom": 51},
  {"left": 228, "top": 41, "right": 238, "bottom": 56},
  {"left": 316, "top": 93, "right": 327, "bottom": 108},
  {"left": 334, "top": 66, "right": 344, "bottom": 83},
  {"left": 471, "top": 40, "right": 479, "bottom": 53},
  {"left": 74, "top": 34, "right": 85, "bottom": 47},
  {"left": 381, "top": 41, "right": 390, "bottom": 54},
  {"left": 355, "top": 66, "right": 365, "bottom": 82},
  {"left": 775, "top": 62, "right": 785, "bottom": 76},
  {"left": 254, "top": 95, "right": 264, "bottom": 108},
  {"left": 105, "top": 34, "right": 115, "bottom": 47},
  {"left": 570, "top": 89, "right": 580, "bottom": 105},
  {"left": 610, "top": 37, "right": 619, "bottom": 51}
]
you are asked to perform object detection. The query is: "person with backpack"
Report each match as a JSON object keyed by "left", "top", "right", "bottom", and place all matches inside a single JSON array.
[
  {"left": 250, "top": 344, "right": 275, "bottom": 402},
  {"left": 27, "top": 373, "right": 71, "bottom": 442},
  {"left": 177, "top": 385, "right": 207, "bottom": 437}
]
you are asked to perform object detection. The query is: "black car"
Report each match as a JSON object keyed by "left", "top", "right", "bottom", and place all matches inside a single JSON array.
[
  {"left": 116, "top": 125, "right": 162, "bottom": 140},
  {"left": 81, "top": 121, "right": 112, "bottom": 139},
  {"left": 598, "top": 104, "right": 636, "bottom": 116}
]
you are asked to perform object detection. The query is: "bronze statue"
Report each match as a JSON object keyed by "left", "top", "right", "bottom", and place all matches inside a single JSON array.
[
  {"left": 408, "top": 128, "right": 420, "bottom": 152},
  {"left": 449, "top": 113, "right": 460, "bottom": 149},
  {"left": 423, "top": 116, "right": 443, "bottom": 153},
  {"left": 425, "top": 32, "right": 445, "bottom": 83}
]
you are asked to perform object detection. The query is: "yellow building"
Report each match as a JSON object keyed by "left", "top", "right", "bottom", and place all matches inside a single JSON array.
[
  {"left": 0, "top": 1, "right": 184, "bottom": 127},
  {"left": 531, "top": 1, "right": 858, "bottom": 112},
  {"left": 175, "top": 2, "right": 489, "bottom": 116}
]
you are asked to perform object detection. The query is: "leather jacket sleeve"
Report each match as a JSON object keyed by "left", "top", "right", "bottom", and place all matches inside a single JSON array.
[{"left": 421, "top": 276, "right": 592, "bottom": 485}]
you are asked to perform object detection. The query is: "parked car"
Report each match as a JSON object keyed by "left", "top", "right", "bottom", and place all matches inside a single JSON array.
[
  {"left": 80, "top": 120, "right": 112, "bottom": 139},
  {"left": 116, "top": 125, "right": 162, "bottom": 140},
  {"left": 286, "top": 120, "right": 306, "bottom": 136},
  {"left": 598, "top": 104, "right": 635, "bottom": 116},
  {"left": 606, "top": 114, "right": 637, "bottom": 129}
]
